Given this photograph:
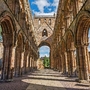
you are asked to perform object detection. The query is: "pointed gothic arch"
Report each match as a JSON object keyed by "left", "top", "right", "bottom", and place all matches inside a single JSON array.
[
  {"left": 42, "top": 29, "right": 48, "bottom": 37},
  {"left": 0, "top": 12, "right": 16, "bottom": 80}
]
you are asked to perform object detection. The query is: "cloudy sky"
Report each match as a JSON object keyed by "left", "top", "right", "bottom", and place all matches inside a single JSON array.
[
  {"left": 29, "top": 0, "right": 59, "bottom": 15},
  {"left": 39, "top": 46, "right": 50, "bottom": 57}
]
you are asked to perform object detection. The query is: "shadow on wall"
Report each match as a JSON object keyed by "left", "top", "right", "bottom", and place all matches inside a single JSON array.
[{"left": 0, "top": 58, "right": 2, "bottom": 70}]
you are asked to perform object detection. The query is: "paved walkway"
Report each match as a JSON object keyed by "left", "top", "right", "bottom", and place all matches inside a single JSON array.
[
  {"left": 0, "top": 69, "right": 90, "bottom": 90},
  {"left": 26, "top": 69, "right": 90, "bottom": 90}
]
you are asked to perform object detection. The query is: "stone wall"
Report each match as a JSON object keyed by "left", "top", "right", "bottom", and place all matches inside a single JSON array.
[{"left": 52, "top": 0, "right": 90, "bottom": 82}]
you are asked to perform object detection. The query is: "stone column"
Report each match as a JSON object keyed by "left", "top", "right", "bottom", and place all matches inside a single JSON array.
[
  {"left": 21, "top": 51, "right": 24, "bottom": 74},
  {"left": 31, "top": 56, "right": 34, "bottom": 71},
  {"left": 57, "top": 57, "right": 59, "bottom": 70},
  {"left": 53, "top": 55, "right": 57, "bottom": 70},
  {"left": 58, "top": 55, "right": 62, "bottom": 72},
  {"left": 28, "top": 53, "right": 30, "bottom": 71},
  {"left": 30, "top": 56, "right": 32, "bottom": 69},
  {"left": 26, "top": 52, "right": 29, "bottom": 72},
  {"left": 63, "top": 52, "right": 68, "bottom": 74},
  {"left": 14, "top": 48, "right": 22, "bottom": 76},
  {"left": 1, "top": 33, "right": 14, "bottom": 80},
  {"left": 10, "top": 46, "right": 16, "bottom": 78},
  {"left": 67, "top": 50, "right": 71, "bottom": 76},
  {"left": 61, "top": 53, "right": 65, "bottom": 74},
  {"left": 1, "top": 46, "right": 11, "bottom": 80},
  {"left": 65, "top": 52, "right": 68, "bottom": 73},
  {"left": 76, "top": 45, "right": 89, "bottom": 81},
  {"left": 32, "top": 56, "right": 34, "bottom": 69},
  {"left": 55, "top": 55, "right": 58, "bottom": 70},
  {"left": 70, "top": 49, "right": 76, "bottom": 76},
  {"left": 67, "top": 49, "right": 76, "bottom": 77},
  {"left": 23, "top": 51, "right": 28, "bottom": 74},
  {"left": 53, "top": 56, "right": 56, "bottom": 69}
]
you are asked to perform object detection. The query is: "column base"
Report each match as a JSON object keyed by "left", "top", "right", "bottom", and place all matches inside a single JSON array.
[
  {"left": 75, "top": 79, "right": 89, "bottom": 83},
  {"left": 14, "top": 71, "right": 22, "bottom": 77}
]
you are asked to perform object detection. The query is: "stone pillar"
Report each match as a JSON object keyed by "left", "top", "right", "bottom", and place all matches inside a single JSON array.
[
  {"left": 54, "top": 56, "right": 56, "bottom": 70},
  {"left": 67, "top": 49, "right": 76, "bottom": 77},
  {"left": 76, "top": 45, "right": 89, "bottom": 81},
  {"left": 3, "top": 47, "right": 9, "bottom": 80},
  {"left": 62, "top": 52, "right": 68, "bottom": 74},
  {"left": 67, "top": 50, "right": 71, "bottom": 76},
  {"left": 65, "top": 52, "right": 68, "bottom": 73},
  {"left": 53, "top": 55, "right": 57, "bottom": 70},
  {"left": 35, "top": 60, "right": 37, "bottom": 69},
  {"left": 1, "top": 33, "right": 14, "bottom": 80},
  {"left": 10, "top": 46, "right": 16, "bottom": 78},
  {"left": 51, "top": 49, "right": 55, "bottom": 69},
  {"left": 28, "top": 54, "right": 30, "bottom": 71},
  {"left": 55, "top": 57, "right": 58, "bottom": 70},
  {"left": 23, "top": 51, "right": 27, "bottom": 74},
  {"left": 58, "top": 55, "right": 62, "bottom": 72},
  {"left": 14, "top": 48, "right": 22, "bottom": 76},
  {"left": 61, "top": 54, "right": 64, "bottom": 73},
  {"left": 21, "top": 51, "right": 24, "bottom": 74},
  {"left": 57, "top": 57, "right": 59, "bottom": 71},
  {"left": 70, "top": 49, "right": 76, "bottom": 76},
  {"left": 31, "top": 56, "right": 34, "bottom": 71},
  {"left": 30, "top": 56, "right": 32, "bottom": 69},
  {"left": 32, "top": 56, "right": 34, "bottom": 69},
  {"left": 26, "top": 53, "right": 29, "bottom": 72},
  {"left": 61, "top": 53, "right": 65, "bottom": 74}
]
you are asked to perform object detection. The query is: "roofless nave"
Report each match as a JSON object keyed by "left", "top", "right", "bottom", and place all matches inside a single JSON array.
[{"left": 0, "top": 0, "right": 90, "bottom": 90}]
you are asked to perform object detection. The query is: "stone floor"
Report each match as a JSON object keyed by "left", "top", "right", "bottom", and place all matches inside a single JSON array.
[{"left": 0, "top": 69, "right": 90, "bottom": 90}]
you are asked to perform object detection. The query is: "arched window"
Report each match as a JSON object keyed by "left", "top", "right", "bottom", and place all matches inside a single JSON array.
[
  {"left": 49, "top": 19, "right": 51, "bottom": 25},
  {"left": 39, "top": 19, "right": 41, "bottom": 25},
  {"left": 42, "top": 29, "right": 48, "bottom": 37}
]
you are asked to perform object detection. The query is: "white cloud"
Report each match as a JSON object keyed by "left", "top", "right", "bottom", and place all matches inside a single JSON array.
[
  {"left": 52, "top": 0, "right": 59, "bottom": 7},
  {"left": 32, "top": 0, "right": 50, "bottom": 13},
  {"left": 52, "top": 0, "right": 59, "bottom": 12},
  {"left": 31, "top": 0, "right": 59, "bottom": 15},
  {"left": 33, "top": 10, "right": 55, "bottom": 16},
  {"left": 39, "top": 46, "right": 50, "bottom": 57}
]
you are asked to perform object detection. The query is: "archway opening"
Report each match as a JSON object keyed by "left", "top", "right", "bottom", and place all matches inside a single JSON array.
[
  {"left": 76, "top": 16, "right": 90, "bottom": 80},
  {"left": 0, "top": 25, "right": 3, "bottom": 77},
  {"left": 38, "top": 45, "right": 50, "bottom": 69},
  {"left": 88, "top": 28, "right": 90, "bottom": 74},
  {"left": 66, "top": 32, "right": 77, "bottom": 77},
  {"left": 0, "top": 16, "right": 15, "bottom": 80},
  {"left": 42, "top": 29, "right": 48, "bottom": 37}
]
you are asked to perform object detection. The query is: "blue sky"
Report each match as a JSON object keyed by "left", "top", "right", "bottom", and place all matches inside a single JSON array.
[
  {"left": 29, "top": 0, "right": 59, "bottom": 15},
  {"left": 39, "top": 46, "right": 50, "bottom": 57}
]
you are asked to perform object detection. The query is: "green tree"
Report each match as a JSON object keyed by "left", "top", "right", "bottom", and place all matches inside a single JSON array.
[{"left": 43, "top": 56, "right": 50, "bottom": 68}]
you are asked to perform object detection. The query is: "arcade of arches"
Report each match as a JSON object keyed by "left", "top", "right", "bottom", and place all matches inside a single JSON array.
[{"left": 0, "top": 0, "right": 90, "bottom": 85}]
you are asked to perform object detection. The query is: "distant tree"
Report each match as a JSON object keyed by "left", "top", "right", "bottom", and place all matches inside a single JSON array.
[{"left": 43, "top": 56, "right": 50, "bottom": 68}]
